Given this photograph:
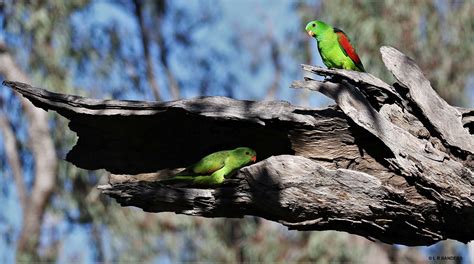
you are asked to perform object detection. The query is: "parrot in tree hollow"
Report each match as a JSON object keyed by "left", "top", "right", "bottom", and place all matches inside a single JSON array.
[
  {"left": 161, "top": 147, "right": 257, "bottom": 185},
  {"left": 306, "top": 20, "right": 365, "bottom": 72}
]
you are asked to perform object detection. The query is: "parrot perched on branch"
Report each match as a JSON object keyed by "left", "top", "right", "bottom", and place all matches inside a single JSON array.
[
  {"left": 161, "top": 147, "right": 257, "bottom": 186},
  {"left": 306, "top": 20, "right": 365, "bottom": 72}
]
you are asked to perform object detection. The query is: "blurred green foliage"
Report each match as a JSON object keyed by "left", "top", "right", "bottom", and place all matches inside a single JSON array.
[{"left": 299, "top": 0, "right": 474, "bottom": 106}]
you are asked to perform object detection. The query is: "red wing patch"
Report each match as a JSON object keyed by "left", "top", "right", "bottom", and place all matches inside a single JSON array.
[{"left": 335, "top": 31, "right": 361, "bottom": 65}]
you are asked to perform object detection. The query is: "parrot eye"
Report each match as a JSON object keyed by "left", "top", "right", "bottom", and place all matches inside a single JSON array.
[
  {"left": 312, "top": 23, "right": 316, "bottom": 27},
  {"left": 245, "top": 151, "right": 249, "bottom": 155}
]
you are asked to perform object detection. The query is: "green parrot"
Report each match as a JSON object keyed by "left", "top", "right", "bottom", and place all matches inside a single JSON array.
[
  {"left": 161, "top": 147, "right": 257, "bottom": 185},
  {"left": 305, "top": 20, "right": 365, "bottom": 72}
]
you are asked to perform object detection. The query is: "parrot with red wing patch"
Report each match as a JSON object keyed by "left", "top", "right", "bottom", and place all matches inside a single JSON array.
[{"left": 306, "top": 20, "right": 365, "bottom": 72}]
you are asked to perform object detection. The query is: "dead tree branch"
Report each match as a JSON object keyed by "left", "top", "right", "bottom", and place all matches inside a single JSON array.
[{"left": 3, "top": 46, "right": 473, "bottom": 246}]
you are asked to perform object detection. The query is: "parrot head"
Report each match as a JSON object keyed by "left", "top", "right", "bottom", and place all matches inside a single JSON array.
[
  {"left": 305, "top": 20, "right": 330, "bottom": 39},
  {"left": 232, "top": 147, "right": 257, "bottom": 165}
]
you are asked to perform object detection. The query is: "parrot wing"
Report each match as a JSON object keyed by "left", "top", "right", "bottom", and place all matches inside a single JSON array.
[
  {"left": 177, "top": 151, "right": 228, "bottom": 176},
  {"left": 334, "top": 28, "right": 365, "bottom": 71}
]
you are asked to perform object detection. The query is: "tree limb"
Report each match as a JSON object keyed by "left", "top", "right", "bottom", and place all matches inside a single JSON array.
[
  {"left": 0, "top": 113, "right": 27, "bottom": 208},
  {"left": 381, "top": 46, "right": 474, "bottom": 155},
  {"left": 99, "top": 155, "right": 449, "bottom": 245},
  {"left": 0, "top": 44, "right": 57, "bottom": 258},
  {"left": 264, "top": 40, "right": 282, "bottom": 101},
  {"left": 3, "top": 46, "right": 473, "bottom": 246},
  {"left": 150, "top": 0, "right": 181, "bottom": 100},
  {"left": 133, "top": 0, "right": 163, "bottom": 101}
]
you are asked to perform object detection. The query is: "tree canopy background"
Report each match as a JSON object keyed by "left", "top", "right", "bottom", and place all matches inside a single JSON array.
[{"left": 0, "top": 0, "right": 472, "bottom": 262}]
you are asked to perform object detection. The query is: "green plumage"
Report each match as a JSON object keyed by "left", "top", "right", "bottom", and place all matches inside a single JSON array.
[
  {"left": 306, "top": 20, "right": 365, "bottom": 72},
  {"left": 161, "top": 147, "right": 257, "bottom": 185}
]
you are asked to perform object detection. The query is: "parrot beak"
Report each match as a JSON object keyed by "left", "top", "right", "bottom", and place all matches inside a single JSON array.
[
  {"left": 251, "top": 156, "right": 257, "bottom": 162},
  {"left": 307, "top": 30, "right": 314, "bottom": 37}
]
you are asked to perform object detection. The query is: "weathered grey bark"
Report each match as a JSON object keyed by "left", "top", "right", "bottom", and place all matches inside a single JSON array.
[
  {"left": 0, "top": 43, "right": 57, "bottom": 259},
  {"left": 3, "top": 46, "right": 473, "bottom": 246}
]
